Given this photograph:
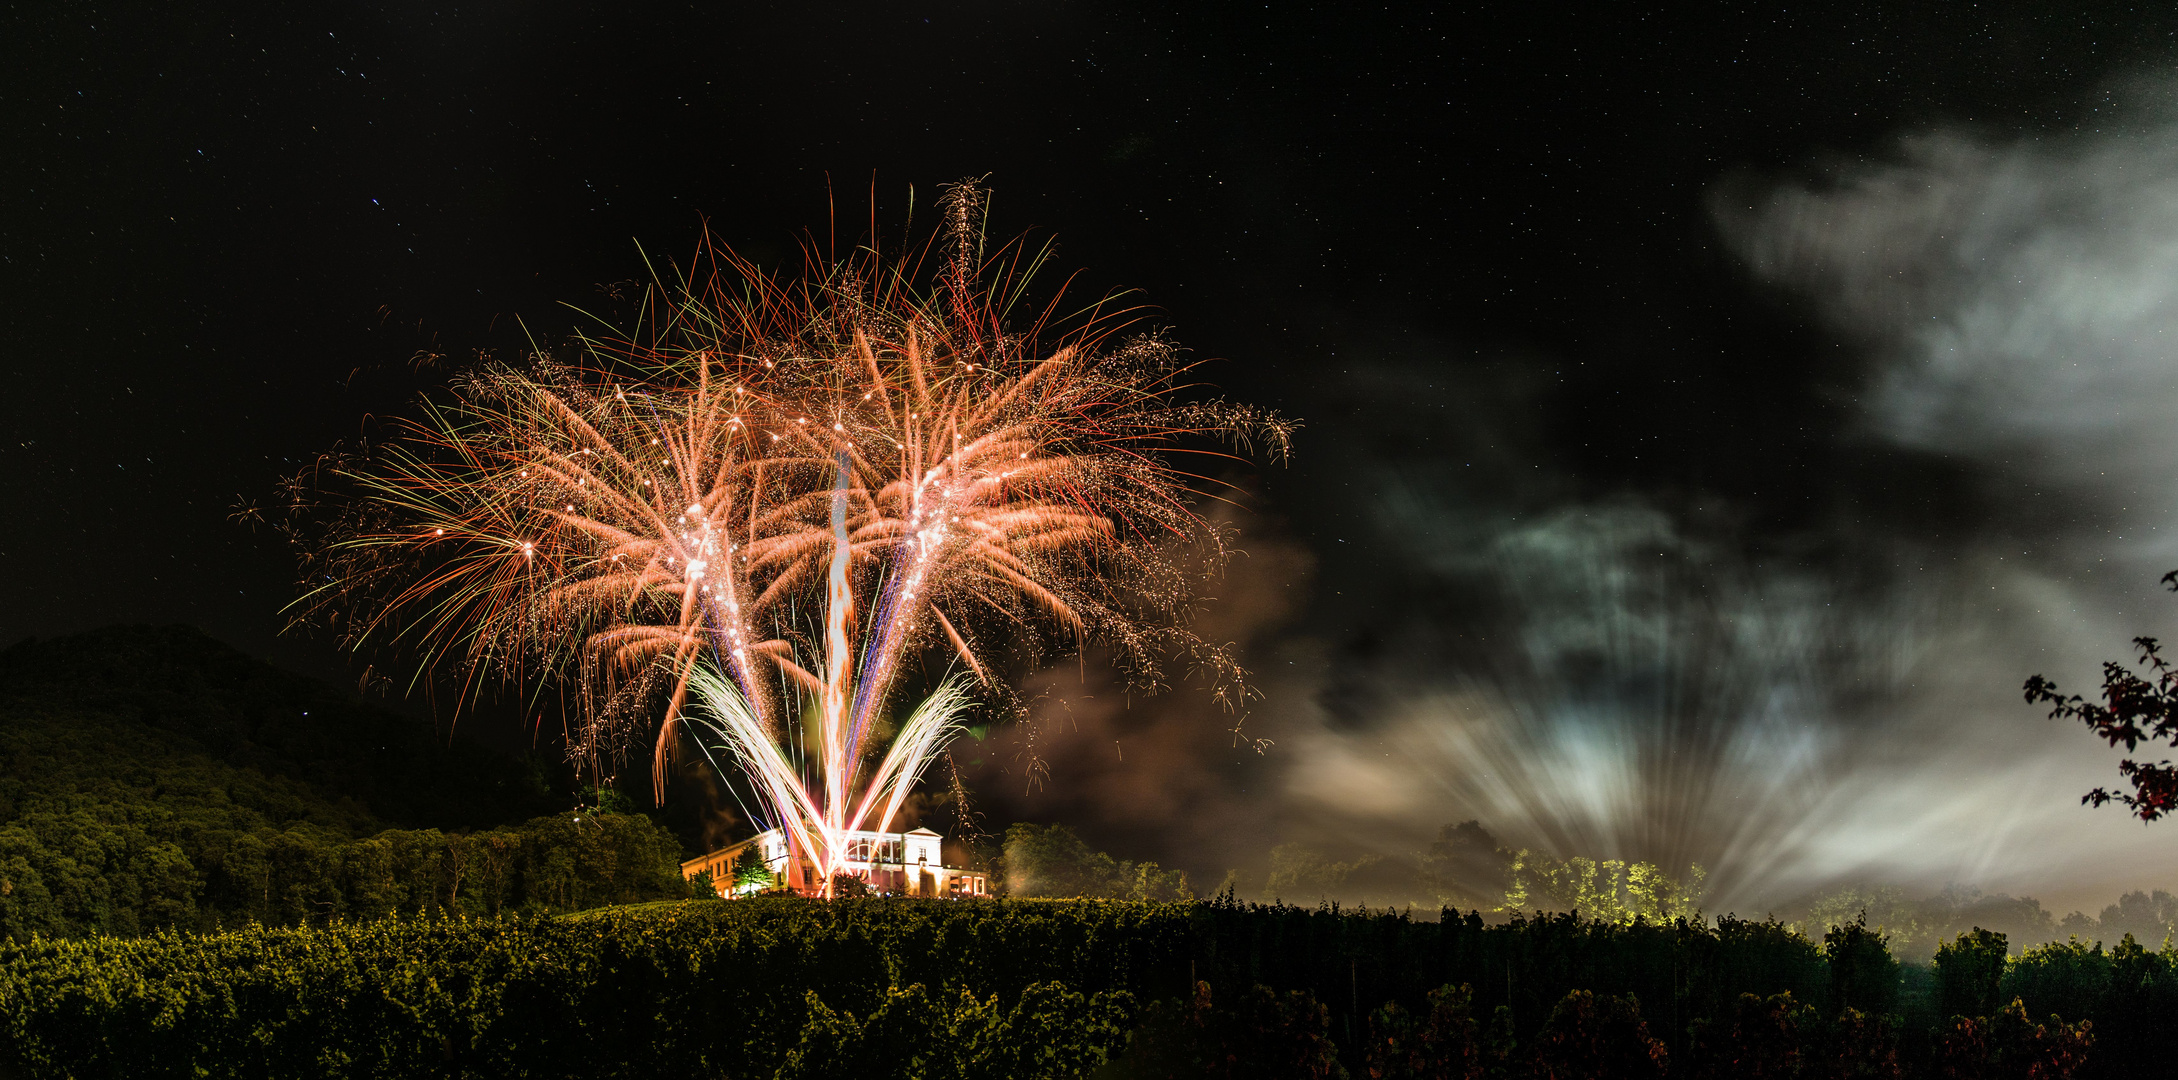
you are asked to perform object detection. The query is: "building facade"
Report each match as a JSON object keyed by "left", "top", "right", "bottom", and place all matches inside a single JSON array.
[{"left": 680, "top": 826, "right": 989, "bottom": 898}]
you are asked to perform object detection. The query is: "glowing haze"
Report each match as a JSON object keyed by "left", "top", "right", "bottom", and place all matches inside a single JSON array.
[
  {"left": 1334, "top": 94, "right": 2178, "bottom": 913},
  {"left": 973, "top": 90, "right": 2178, "bottom": 921}
]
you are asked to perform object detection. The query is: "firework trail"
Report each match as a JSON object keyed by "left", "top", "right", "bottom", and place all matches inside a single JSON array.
[{"left": 284, "top": 181, "right": 1292, "bottom": 888}]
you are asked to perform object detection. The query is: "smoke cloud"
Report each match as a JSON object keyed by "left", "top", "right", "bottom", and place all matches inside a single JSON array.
[
  {"left": 974, "top": 90, "right": 2178, "bottom": 921},
  {"left": 1701, "top": 109, "right": 2178, "bottom": 910}
]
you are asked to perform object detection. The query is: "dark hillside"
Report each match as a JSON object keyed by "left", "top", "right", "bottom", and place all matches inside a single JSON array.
[
  {"left": 0, "top": 625, "right": 556, "bottom": 832},
  {"left": 0, "top": 625, "right": 654, "bottom": 940}
]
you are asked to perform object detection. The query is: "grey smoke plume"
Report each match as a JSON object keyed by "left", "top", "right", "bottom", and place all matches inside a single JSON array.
[
  {"left": 1728, "top": 127, "right": 2178, "bottom": 521},
  {"left": 1694, "top": 115, "right": 2178, "bottom": 911},
  {"left": 979, "top": 100, "right": 2178, "bottom": 919}
]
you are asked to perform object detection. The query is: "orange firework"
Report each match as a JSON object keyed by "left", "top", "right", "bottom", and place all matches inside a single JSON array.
[{"left": 286, "top": 181, "right": 1292, "bottom": 886}]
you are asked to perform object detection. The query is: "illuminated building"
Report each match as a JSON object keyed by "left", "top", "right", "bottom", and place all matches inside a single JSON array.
[{"left": 680, "top": 826, "right": 989, "bottom": 898}]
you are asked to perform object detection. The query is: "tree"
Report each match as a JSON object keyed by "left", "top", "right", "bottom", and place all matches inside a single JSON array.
[
  {"left": 1264, "top": 843, "right": 1383, "bottom": 905},
  {"left": 1808, "top": 886, "right": 1928, "bottom": 958},
  {"left": 2096, "top": 889, "right": 2178, "bottom": 947},
  {"left": 999, "top": 823, "right": 1189, "bottom": 900},
  {"left": 2023, "top": 571, "right": 2178, "bottom": 820},
  {"left": 1510, "top": 854, "right": 1706, "bottom": 924},
  {"left": 1823, "top": 914, "right": 1901, "bottom": 1015},
  {"left": 732, "top": 859, "right": 779, "bottom": 895},
  {"left": 1417, "top": 821, "right": 1512, "bottom": 912},
  {"left": 1934, "top": 929, "right": 2010, "bottom": 1021}
]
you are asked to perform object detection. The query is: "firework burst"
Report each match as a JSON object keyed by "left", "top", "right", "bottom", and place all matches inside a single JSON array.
[{"left": 285, "top": 181, "right": 1293, "bottom": 889}]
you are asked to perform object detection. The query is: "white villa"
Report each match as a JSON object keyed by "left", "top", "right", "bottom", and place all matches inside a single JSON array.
[{"left": 681, "top": 826, "right": 990, "bottom": 898}]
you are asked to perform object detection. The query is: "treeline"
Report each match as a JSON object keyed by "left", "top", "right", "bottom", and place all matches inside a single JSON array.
[
  {"left": 995, "top": 822, "right": 1703, "bottom": 926},
  {"left": 1000, "top": 823, "right": 1192, "bottom": 901},
  {"left": 1241, "top": 821, "right": 2177, "bottom": 961},
  {"left": 1806, "top": 884, "right": 2177, "bottom": 962},
  {"left": 1219, "top": 821, "right": 1721, "bottom": 922},
  {"left": 1, "top": 810, "right": 694, "bottom": 941},
  {"left": 3, "top": 898, "right": 2162, "bottom": 1079},
  {"left": 0, "top": 626, "right": 670, "bottom": 942}
]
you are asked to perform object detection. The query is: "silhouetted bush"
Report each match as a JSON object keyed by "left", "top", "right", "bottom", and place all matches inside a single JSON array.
[
  {"left": 1362, "top": 983, "right": 1512, "bottom": 1080},
  {"left": 1529, "top": 989, "right": 1667, "bottom": 1080},
  {"left": 1109, "top": 980, "right": 1345, "bottom": 1079},
  {"left": 1685, "top": 992, "right": 1811, "bottom": 1079},
  {"left": 1826, "top": 915, "right": 1902, "bottom": 1015},
  {"left": 776, "top": 981, "right": 1135, "bottom": 1080},
  {"left": 1931, "top": 998, "right": 2091, "bottom": 1080},
  {"left": 1816, "top": 1008, "right": 1904, "bottom": 1080},
  {"left": 2001, "top": 933, "right": 2178, "bottom": 1079},
  {"left": 1934, "top": 929, "right": 2009, "bottom": 1021}
]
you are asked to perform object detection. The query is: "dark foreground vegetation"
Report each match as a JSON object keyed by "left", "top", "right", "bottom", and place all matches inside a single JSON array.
[{"left": 2, "top": 897, "right": 2165, "bottom": 1080}]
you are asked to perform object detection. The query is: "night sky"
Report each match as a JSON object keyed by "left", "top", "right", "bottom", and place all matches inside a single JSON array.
[{"left": 10, "top": 2, "right": 2178, "bottom": 912}]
